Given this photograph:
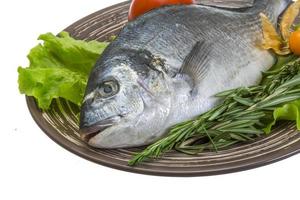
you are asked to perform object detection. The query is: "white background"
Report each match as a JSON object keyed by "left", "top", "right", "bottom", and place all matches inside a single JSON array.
[{"left": 1, "top": 0, "right": 299, "bottom": 199}]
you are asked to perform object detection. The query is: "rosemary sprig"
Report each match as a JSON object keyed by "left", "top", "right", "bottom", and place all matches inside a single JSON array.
[{"left": 128, "top": 57, "right": 300, "bottom": 166}]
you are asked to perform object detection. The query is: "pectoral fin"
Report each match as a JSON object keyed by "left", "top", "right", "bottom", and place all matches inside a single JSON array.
[
  {"left": 195, "top": 0, "right": 254, "bottom": 9},
  {"left": 180, "top": 41, "right": 212, "bottom": 87}
]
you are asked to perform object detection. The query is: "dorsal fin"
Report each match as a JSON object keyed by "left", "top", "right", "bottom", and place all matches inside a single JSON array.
[{"left": 195, "top": 0, "right": 254, "bottom": 9}]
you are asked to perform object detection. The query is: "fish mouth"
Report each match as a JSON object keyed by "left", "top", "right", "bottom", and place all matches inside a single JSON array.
[{"left": 80, "top": 117, "right": 119, "bottom": 142}]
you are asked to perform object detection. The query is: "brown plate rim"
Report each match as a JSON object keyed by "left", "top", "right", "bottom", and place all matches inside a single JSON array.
[{"left": 26, "top": 96, "right": 300, "bottom": 176}]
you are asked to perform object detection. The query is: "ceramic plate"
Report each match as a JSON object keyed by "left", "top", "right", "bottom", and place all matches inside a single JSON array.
[{"left": 26, "top": 1, "right": 300, "bottom": 176}]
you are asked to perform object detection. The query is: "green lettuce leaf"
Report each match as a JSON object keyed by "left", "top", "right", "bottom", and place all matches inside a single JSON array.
[
  {"left": 264, "top": 100, "right": 300, "bottom": 133},
  {"left": 18, "top": 32, "right": 109, "bottom": 110}
]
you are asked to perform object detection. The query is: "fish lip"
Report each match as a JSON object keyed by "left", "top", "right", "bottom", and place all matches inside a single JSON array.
[{"left": 80, "top": 116, "right": 119, "bottom": 143}]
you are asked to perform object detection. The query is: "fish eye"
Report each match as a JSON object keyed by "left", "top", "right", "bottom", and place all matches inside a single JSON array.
[
  {"left": 103, "top": 85, "right": 112, "bottom": 93},
  {"left": 98, "top": 80, "right": 119, "bottom": 98}
]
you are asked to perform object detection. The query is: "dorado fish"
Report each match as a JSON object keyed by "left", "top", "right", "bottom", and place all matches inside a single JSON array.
[{"left": 80, "top": 0, "right": 291, "bottom": 148}]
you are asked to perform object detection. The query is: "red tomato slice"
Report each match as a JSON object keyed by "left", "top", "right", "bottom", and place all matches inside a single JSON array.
[{"left": 128, "top": 0, "right": 195, "bottom": 21}]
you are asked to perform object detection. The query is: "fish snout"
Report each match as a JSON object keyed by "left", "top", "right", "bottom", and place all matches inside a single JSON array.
[{"left": 79, "top": 116, "right": 120, "bottom": 143}]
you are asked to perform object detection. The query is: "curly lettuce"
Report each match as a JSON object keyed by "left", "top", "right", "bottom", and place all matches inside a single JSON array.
[
  {"left": 18, "top": 32, "right": 108, "bottom": 110},
  {"left": 265, "top": 100, "right": 300, "bottom": 133}
]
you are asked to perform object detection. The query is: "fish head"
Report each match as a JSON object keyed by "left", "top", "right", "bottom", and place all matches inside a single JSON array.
[{"left": 80, "top": 49, "right": 173, "bottom": 148}]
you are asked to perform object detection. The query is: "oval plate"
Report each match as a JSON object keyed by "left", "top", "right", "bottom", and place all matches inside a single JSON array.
[{"left": 26, "top": 1, "right": 300, "bottom": 176}]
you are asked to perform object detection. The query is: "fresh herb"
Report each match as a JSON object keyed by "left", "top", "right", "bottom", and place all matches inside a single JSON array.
[
  {"left": 128, "top": 57, "right": 300, "bottom": 166},
  {"left": 18, "top": 32, "right": 108, "bottom": 110}
]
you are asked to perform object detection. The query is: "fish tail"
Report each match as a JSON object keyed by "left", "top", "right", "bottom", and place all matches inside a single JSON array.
[
  {"left": 247, "top": 0, "right": 293, "bottom": 23},
  {"left": 253, "top": 0, "right": 292, "bottom": 14}
]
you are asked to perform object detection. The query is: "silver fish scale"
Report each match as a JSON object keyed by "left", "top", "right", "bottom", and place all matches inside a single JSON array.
[
  {"left": 80, "top": 0, "right": 292, "bottom": 148},
  {"left": 116, "top": 1, "right": 280, "bottom": 74},
  {"left": 110, "top": 0, "right": 289, "bottom": 126}
]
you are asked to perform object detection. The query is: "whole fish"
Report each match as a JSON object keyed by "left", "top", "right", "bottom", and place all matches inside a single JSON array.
[{"left": 80, "top": 0, "right": 291, "bottom": 148}]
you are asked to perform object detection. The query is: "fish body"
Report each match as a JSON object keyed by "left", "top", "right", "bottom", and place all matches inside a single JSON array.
[{"left": 80, "top": 0, "right": 291, "bottom": 148}]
